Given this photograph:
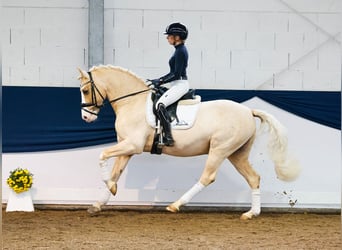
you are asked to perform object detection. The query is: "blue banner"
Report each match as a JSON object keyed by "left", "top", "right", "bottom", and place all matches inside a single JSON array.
[{"left": 2, "top": 86, "right": 340, "bottom": 153}]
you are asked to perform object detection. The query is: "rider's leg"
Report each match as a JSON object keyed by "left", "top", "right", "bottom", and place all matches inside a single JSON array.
[
  {"left": 156, "top": 80, "right": 189, "bottom": 146},
  {"left": 156, "top": 80, "right": 189, "bottom": 107},
  {"left": 156, "top": 103, "right": 174, "bottom": 146}
]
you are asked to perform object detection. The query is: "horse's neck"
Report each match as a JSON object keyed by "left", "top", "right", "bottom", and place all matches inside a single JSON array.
[
  {"left": 104, "top": 69, "right": 147, "bottom": 101},
  {"left": 101, "top": 69, "right": 148, "bottom": 115},
  {"left": 111, "top": 92, "right": 149, "bottom": 129}
]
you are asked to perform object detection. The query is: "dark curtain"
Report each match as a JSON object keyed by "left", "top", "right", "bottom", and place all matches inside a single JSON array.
[
  {"left": 2, "top": 86, "right": 340, "bottom": 153},
  {"left": 197, "top": 89, "right": 341, "bottom": 130},
  {"left": 3, "top": 86, "right": 116, "bottom": 152}
]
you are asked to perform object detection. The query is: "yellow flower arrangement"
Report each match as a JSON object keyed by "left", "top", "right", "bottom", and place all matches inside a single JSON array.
[{"left": 7, "top": 168, "right": 34, "bottom": 194}]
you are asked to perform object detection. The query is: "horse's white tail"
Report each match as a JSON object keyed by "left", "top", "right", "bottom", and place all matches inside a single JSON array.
[{"left": 252, "top": 109, "right": 300, "bottom": 182}]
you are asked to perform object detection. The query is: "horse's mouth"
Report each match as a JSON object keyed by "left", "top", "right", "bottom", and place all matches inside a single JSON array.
[
  {"left": 81, "top": 110, "right": 98, "bottom": 123},
  {"left": 83, "top": 116, "right": 97, "bottom": 123}
]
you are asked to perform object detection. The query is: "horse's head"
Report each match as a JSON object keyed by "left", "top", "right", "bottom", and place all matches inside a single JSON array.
[
  {"left": 78, "top": 65, "right": 151, "bottom": 122},
  {"left": 77, "top": 68, "right": 106, "bottom": 123}
]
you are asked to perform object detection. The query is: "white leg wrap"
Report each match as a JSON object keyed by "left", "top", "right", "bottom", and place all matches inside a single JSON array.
[
  {"left": 179, "top": 182, "right": 205, "bottom": 205},
  {"left": 99, "top": 159, "right": 111, "bottom": 182},
  {"left": 251, "top": 188, "right": 261, "bottom": 215},
  {"left": 91, "top": 159, "right": 112, "bottom": 211},
  {"left": 98, "top": 188, "right": 112, "bottom": 205},
  {"left": 92, "top": 188, "right": 112, "bottom": 211},
  {"left": 99, "top": 159, "right": 117, "bottom": 192}
]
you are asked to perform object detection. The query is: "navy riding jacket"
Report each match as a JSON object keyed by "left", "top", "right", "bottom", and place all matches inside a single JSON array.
[{"left": 160, "top": 43, "right": 188, "bottom": 83}]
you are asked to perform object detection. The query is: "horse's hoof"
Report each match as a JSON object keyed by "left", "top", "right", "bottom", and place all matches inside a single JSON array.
[
  {"left": 166, "top": 204, "right": 179, "bottom": 213},
  {"left": 87, "top": 206, "right": 101, "bottom": 215},
  {"left": 240, "top": 211, "right": 259, "bottom": 220},
  {"left": 107, "top": 181, "right": 117, "bottom": 196},
  {"left": 110, "top": 183, "right": 117, "bottom": 196},
  {"left": 240, "top": 213, "right": 252, "bottom": 220}
]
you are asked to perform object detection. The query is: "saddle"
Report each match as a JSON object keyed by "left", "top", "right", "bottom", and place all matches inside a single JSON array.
[{"left": 150, "top": 87, "right": 198, "bottom": 155}]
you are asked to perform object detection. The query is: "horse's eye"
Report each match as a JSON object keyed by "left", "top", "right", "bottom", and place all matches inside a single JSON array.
[{"left": 82, "top": 89, "right": 89, "bottom": 95}]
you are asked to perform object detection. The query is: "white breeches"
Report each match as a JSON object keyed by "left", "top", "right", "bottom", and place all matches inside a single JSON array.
[{"left": 156, "top": 80, "right": 189, "bottom": 108}]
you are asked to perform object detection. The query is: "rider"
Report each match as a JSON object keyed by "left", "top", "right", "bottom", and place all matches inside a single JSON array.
[{"left": 150, "top": 22, "right": 190, "bottom": 146}]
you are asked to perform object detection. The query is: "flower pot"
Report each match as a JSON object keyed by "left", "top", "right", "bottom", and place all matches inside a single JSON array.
[{"left": 6, "top": 189, "right": 34, "bottom": 212}]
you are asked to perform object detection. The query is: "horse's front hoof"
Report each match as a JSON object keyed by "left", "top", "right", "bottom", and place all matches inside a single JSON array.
[
  {"left": 87, "top": 206, "right": 101, "bottom": 215},
  {"left": 110, "top": 183, "right": 117, "bottom": 196},
  {"left": 107, "top": 181, "right": 117, "bottom": 196},
  {"left": 166, "top": 204, "right": 179, "bottom": 213}
]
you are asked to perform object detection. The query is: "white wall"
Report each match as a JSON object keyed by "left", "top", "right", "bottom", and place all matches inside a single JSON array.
[
  {"left": 2, "top": 98, "right": 340, "bottom": 209},
  {"left": 2, "top": 0, "right": 341, "bottom": 90},
  {"left": 2, "top": 0, "right": 89, "bottom": 86}
]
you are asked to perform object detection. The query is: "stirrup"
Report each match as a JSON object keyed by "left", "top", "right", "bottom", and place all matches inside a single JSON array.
[
  {"left": 156, "top": 104, "right": 174, "bottom": 146},
  {"left": 158, "top": 131, "right": 174, "bottom": 147},
  {"left": 157, "top": 122, "right": 174, "bottom": 147}
]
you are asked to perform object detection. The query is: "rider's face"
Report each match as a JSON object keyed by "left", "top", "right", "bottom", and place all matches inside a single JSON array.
[
  {"left": 167, "top": 35, "right": 175, "bottom": 45},
  {"left": 167, "top": 35, "right": 182, "bottom": 46}
]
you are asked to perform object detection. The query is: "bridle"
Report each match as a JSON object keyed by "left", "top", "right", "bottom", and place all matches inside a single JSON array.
[
  {"left": 80, "top": 71, "right": 151, "bottom": 116},
  {"left": 80, "top": 71, "right": 106, "bottom": 116}
]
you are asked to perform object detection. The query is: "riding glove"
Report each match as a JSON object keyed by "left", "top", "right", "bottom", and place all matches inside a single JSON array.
[{"left": 150, "top": 78, "right": 162, "bottom": 87}]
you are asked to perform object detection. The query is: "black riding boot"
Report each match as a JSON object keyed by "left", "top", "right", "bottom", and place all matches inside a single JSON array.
[{"left": 157, "top": 104, "right": 174, "bottom": 146}]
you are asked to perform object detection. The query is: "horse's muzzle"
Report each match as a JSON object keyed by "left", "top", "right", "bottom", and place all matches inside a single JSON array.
[{"left": 81, "top": 108, "right": 98, "bottom": 123}]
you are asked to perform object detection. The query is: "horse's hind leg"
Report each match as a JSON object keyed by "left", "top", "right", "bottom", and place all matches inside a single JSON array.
[
  {"left": 166, "top": 152, "right": 225, "bottom": 213},
  {"left": 228, "top": 135, "right": 261, "bottom": 220}
]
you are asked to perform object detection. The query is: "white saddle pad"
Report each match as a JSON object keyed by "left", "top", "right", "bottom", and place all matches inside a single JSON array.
[{"left": 146, "top": 93, "right": 201, "bottom": 130}]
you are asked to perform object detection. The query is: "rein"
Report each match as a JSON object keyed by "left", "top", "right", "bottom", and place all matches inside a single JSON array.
[
  {"left": 81, "top": 71, "right": 151, "bottom": 116},
  {"left": 108, "top": 89, "right": 151, "bottom": 104}
]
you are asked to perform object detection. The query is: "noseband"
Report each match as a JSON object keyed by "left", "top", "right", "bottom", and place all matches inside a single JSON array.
[{"left": 80, "top": 71, "right": 151, "bottom": 116}]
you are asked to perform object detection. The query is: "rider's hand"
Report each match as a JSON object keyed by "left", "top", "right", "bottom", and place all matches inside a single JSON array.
[{"left": 149, "top": 79, "right": 162, "bottom": 87}]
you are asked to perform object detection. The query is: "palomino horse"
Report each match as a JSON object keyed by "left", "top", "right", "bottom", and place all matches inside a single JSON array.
[{"left": 78, "top": 65, "right": 300, "bottom": 220}]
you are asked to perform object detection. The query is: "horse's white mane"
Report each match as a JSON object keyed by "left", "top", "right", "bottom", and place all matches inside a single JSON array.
[{"left": 89, "top": 64, "right": 144, "bottom": 82}]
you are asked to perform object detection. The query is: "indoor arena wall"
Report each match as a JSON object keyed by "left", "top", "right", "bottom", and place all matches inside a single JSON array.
[{"left": 2, "top": 0, "right": 341, "bottom": 209}]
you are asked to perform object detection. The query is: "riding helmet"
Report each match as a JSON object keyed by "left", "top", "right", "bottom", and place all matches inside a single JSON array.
[{"left": 164, "top": 22, "right": 188, "bottom": 40}]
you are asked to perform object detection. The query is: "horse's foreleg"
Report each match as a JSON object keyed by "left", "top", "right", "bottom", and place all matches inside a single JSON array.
[
  {"left": 88, "top": 156, "right": 131, "bottom": 214},
  {"left": 108, "top": 155, "right": 131, "bottom": 194},
  {"left": 99, "top": 139, "right": 142, "bottom": 194},
  {"left": 100, "top": 139, "right": 143, "bottom": 161},
  {"left": 88, "top": 140, "right": 137, "bottom": 215},
  {"left": 88, "top": 188, "right": 112, "bottom": 214},
  {"left": 87, "top": 158, "right": 112, "bottom": 214},
  {"left": 167, "top": 153, "right": 224, "bottom": 212}
]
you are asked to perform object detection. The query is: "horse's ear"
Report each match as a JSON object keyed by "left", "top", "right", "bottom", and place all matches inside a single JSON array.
[{"left": 77, "top": 67, "right": 88, "bottom": 79}]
